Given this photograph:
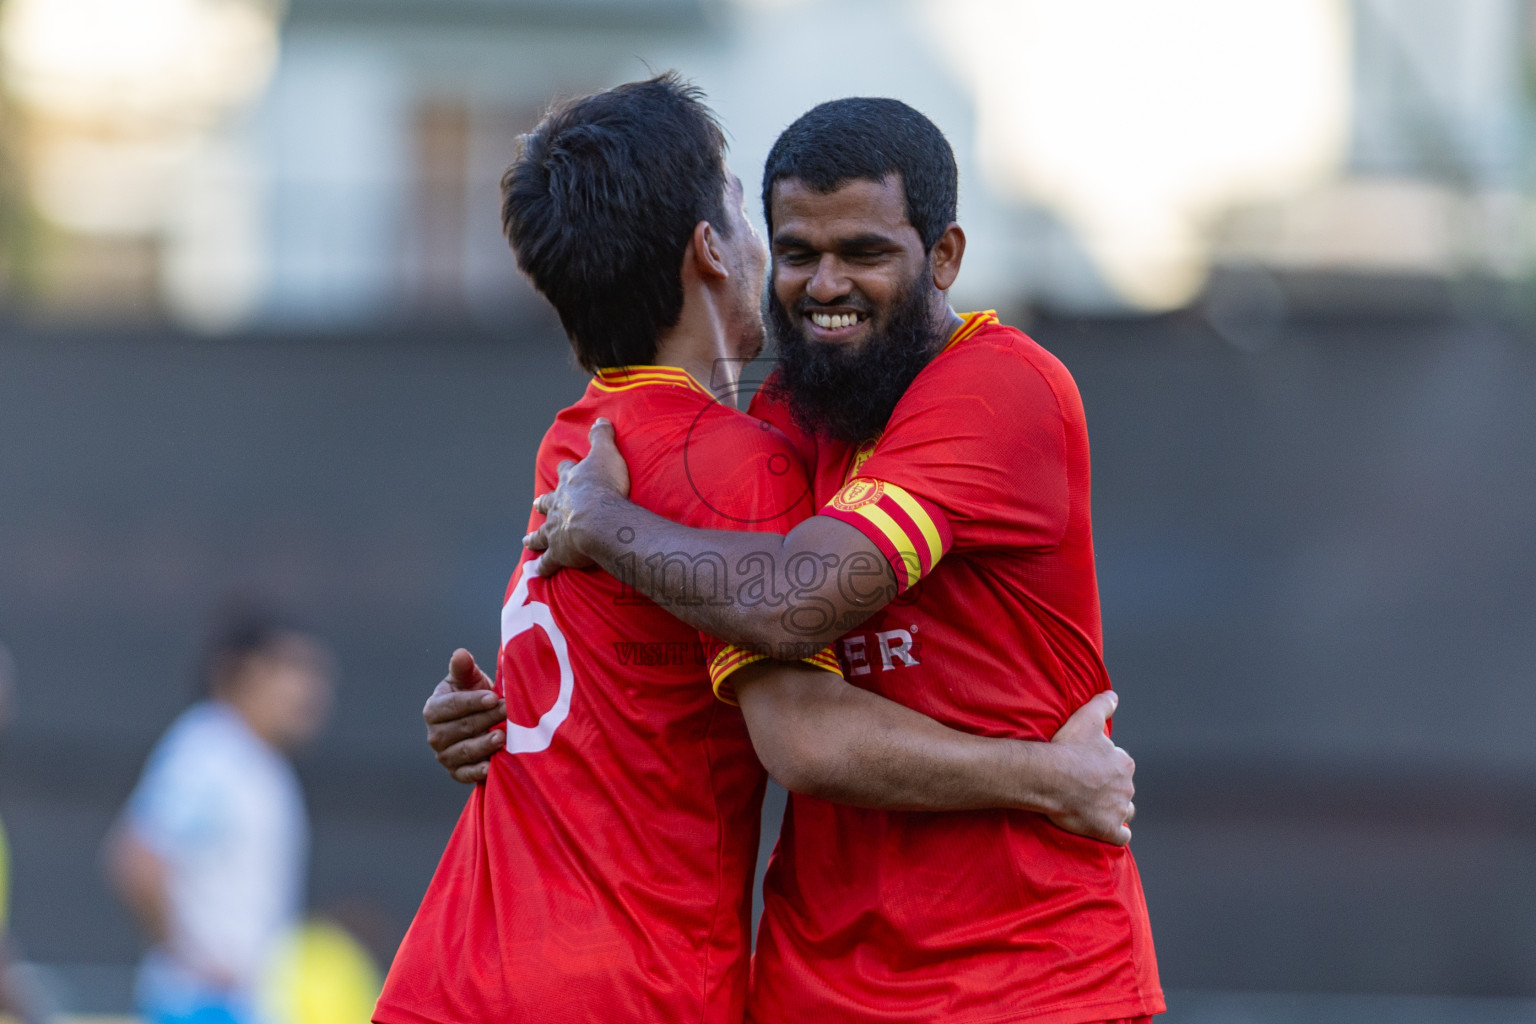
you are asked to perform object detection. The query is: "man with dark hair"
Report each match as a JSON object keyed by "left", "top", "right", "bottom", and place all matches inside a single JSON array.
[
  {"left": 379, "top": 77, "right": 1138, "bottom": 1024},
  {"left": 520, "top": 96, "right": 1165, "bottom": 1023},
  {"left": 762, "top": 96, "right": 962, "bottom": 446},
  {"left": 502, "top": 72, "right": 734, "bottom": 372}
]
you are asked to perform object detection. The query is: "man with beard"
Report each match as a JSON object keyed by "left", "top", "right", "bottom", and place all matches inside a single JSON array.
[
  {"left": 379, "top": 78, "right": 1138, "bottom": 1024},
  {"left": 518, "top": 97, "right": 1164, "bottom": 1023}
]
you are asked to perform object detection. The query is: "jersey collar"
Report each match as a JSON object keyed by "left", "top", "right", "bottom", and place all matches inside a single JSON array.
[
  {"left": 940, "top": 309, "right": 999, "bottom": 354},
  {"left": 591, "top": 365, "right": 714, "bottom": 398}
]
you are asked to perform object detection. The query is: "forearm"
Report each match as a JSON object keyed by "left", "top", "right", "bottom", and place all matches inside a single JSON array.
[
  {"left": 575, "top": 492, "right": 810, "bottom": 650},
  {"left": 569, "top": 489, "right": 891, "bottom": 649},
  {"left": 104, "top": 829, "right": 172, "bottom": 946},
  {"left": 737, "top": 664, "right": 1069, "bottom": 813}
]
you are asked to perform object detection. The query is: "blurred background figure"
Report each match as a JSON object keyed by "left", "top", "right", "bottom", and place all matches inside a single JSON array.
[
  {"left": 103, "top": 612, "right": 333, "bottom": 1024},
  {"left": 0, "top": 640, "right": 56, "bottom": 1024}
]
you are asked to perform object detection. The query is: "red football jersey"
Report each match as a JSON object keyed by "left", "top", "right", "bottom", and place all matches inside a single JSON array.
[
  {"left": 375, "top": 366, "right": 836, "bottom": 1024},
  {"left": 746, "top": 313, "right": 1164, "bottom": 1024}
]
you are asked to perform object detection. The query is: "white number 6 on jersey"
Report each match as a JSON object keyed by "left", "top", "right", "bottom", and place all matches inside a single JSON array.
[{"left": 498, "top": 556, "right": 574, "bottom": 754}]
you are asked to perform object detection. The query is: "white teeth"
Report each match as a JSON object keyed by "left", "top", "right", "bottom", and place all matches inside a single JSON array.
[{"left": 810, "top": 312, "right": 860, "bottom": 329}]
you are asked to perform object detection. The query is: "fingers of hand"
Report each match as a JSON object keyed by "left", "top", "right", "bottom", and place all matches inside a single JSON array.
[
  {"left": 436, "top": 730, "right": 505, "bottom": 771},
  {"left": 420, "top": 681, "right": 473, "bottom": 727},
  {"left": 451, "top": 762, "right": 491, "bottom": 785},
  {"left": 427, "top": 705, "right": 507, "bottom": 749},
  {"left": 1085, "top": 695, "right": 1111, "bottom": 730},
  {"left": 1054, "top": 694, "right": 1112, "bottom": 741},
  {"left": 532, "top": 492, "right": 552, "bottom": 515},
  {"left": 1125, "top": 800, "right": 1136, "bottom": 824},
  {"left": 424, "top": 689, "right": 502, "bottom": 726},
  {"left": 523, "top": 527, "right": 549, "bottom": 552},
  {"left": 448, "top": 648, "right": 481, "bottom": 686},
  {"left": 590, "top": 417, "right": 615, "bottom": 446}
]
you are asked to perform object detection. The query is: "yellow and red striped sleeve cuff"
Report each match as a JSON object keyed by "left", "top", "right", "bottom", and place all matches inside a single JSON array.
[
  {"left": 708, "top": 645, "right": 843, "bottom": 705},
  {"left": 819, "top": 477, "right": 952, "bottom": 593}
]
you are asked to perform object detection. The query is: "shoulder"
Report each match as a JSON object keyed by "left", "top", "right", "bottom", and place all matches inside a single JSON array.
[
  {"left": 686, "top": 399, "right": 801, "bottom": 461},
  {"left": 535, "top": 384, "right": 694, "bottom": 492},
  {"left": 129, "top": 705, "right": 234, "bottom": 830},
  {"left": 150, "top": 703, "right": 225, "bottom": 762},
  {"left": 894, "top": 320, "right": 1079, "bottom": 428},
  {"left": 946, "top": 321, "right": 1075, "bottom": 396},
  {"left": 152, "top": 703, "right": 275, "bottom": 780},
  {"left": 536, "top": 390, "right": 603, "bottom": 465},
  {"left": 638, "top": 400, "right": 809, "bottom": 532},
  {"left": 678, "top": 399, "right": 811, "bottom": 491}
]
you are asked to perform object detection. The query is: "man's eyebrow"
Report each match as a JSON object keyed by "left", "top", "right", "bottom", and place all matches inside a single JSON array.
[
  {"left": 771, "top": 231, "right": 903, "bottom": 251},
  {"left": 835, "top": 233, "right": 903, "bottom": 251},
  {"left": 771, "top": 232, "right": 815, "bottom": 249}
]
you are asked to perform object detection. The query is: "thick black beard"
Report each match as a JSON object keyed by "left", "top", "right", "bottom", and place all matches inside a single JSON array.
[{"left": 767, "top": 273, "right": 940, "bottom": 444}]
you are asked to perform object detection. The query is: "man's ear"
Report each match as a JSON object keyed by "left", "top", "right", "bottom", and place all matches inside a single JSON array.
[
  {"left": 690, "top": 219, "right": 730, "bottom": 281},
  {"left": 930, "top": 223, "right": 966, "bottom": 291}
]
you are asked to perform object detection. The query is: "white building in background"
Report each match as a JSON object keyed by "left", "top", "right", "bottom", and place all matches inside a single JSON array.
[
  {"left": 245, "top": 0, "right": 1050, "bottom": 328},
  {"left": 3, "top": 0, "right": 1533, "bottom": 329},
  {"left": 240, "top": 0, "right": 1348, "bottom": 325}
]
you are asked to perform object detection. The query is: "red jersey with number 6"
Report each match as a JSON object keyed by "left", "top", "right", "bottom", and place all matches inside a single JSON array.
[
  {"left": 746, "top": 312, "right": 1164, "bottom": 1024},
  {"left": 374, "top": 366, "right": 835, "bottom": 1024}
]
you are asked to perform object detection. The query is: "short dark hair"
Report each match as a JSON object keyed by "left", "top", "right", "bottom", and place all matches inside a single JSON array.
[
  {"left": 198, "top": 604, "right": 305, "bottom": 697},
  {"left": 501, "top": 73, "right": 730, "bottom": 372},
  {"left": 762, "top": 97, "right": 957, "bottom": 250}
]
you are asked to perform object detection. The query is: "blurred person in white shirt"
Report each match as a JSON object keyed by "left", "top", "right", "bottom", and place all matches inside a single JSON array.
[{"left": 104, "top": 613, "right": 333, "bottom": 1024}]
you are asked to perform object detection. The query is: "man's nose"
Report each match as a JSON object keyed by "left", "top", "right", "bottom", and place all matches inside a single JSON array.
[{"left": 806, "top": 254, "right": 850, "bottom": 304}]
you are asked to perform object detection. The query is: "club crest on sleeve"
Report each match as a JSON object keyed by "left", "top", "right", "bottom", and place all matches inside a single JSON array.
[
  {"left": 848, "top": 438, "right": 878, "bottom": 479},
  {"left": 831, "top": 477, "right": 884, "bottom": 512}
]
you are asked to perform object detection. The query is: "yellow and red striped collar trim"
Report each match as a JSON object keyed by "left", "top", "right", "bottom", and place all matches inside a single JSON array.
[
  {"left": 941, "top": 309, "right": 998, "bottom": 354},
  {"left": 592, "top": 365, "right": 713, "bottom": 397}
]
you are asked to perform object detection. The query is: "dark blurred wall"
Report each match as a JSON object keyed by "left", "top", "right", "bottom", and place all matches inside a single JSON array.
[{"left": 0, "top": 311, "right": 1532, "bottom": 1000}]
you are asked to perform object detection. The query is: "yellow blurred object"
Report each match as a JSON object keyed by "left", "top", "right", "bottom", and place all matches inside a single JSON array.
[{"left": 260, "top": 919, "right": 381, "bottom": 1024}]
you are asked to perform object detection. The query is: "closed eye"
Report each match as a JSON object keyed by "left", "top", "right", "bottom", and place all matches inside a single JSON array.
[{"left": 775, "top": 248, "right": 819, "bottom": 266}]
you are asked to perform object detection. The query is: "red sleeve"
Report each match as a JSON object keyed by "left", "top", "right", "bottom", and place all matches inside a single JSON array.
[{"left": 836, "top": 335, "right": 1073, "bottom": 570}]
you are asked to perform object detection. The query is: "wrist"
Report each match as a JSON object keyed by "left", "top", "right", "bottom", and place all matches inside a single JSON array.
[
  {"left": 574, "top": 484, "right": 627, "bottom": 558},
  {"left": 1011, "top": 739, "right": 1070, "bottom": 816}
]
